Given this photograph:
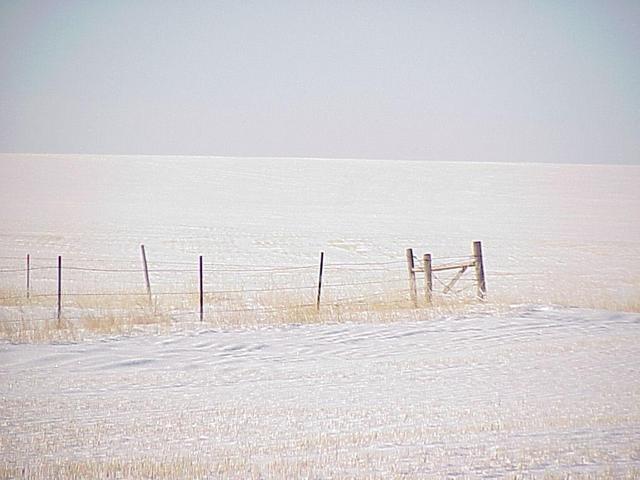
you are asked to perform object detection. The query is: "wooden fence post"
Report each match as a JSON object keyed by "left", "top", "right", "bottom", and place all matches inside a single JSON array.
[
  {"left": 473, "top": 241, "right": 486, "bottom": 300},
  {"left": 199, "top": 255, "right": 204, "bottom": 322},
  {"left": 316, "top": 251, "right": 324, "bottom": 311},
  {"left": 140, "top": 244, "right": 153, "bottom": 308},
  {"left": 422, "top": 253, "right": 433, "bottom": 304},
  {"left": 57, "top": 255, "right": 62, "bottom": 323},
  {"left": 26, "top": 254, "right": 30, "bottom": 299},
  {"left": 405, "top": 248, "right": 418, "bottom": 307}
]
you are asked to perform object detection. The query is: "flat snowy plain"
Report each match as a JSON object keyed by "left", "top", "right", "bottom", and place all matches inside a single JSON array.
[{"left": 1, "top": 154, "right": 639, "bottom": 478}]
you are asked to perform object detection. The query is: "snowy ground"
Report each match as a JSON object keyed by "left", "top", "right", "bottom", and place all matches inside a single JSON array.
[
  {"left": 0, "top": 154, "right": 638, "bottom": 311},
  {"left": 2, "top": 306, "right": 640, "bottom": 478},
  {"left": 1, "top": 155, "right": 639, "bottom": 478}
]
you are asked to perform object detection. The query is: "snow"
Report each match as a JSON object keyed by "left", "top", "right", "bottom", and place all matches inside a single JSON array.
[
  {"left": 0, "top": 155, "right": 638, "bottom": 310},
  {"left": 0, "top": 154, "right": 639, "bottom": 477},
  {"left": 2, "top": 306, "right": 640, "bottom": 477}
]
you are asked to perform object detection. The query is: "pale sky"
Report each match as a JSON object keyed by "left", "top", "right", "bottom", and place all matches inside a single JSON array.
[{"left": 1, "top": 1, "right": 639, "bottom": 164}]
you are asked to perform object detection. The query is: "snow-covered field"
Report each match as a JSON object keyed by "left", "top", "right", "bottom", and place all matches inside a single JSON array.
[
  {"left": 2, "top": 306, "right": 640, "bottom": 478},
  {"left": 1, "top": 154, "right": 639, "bottom": 478}
]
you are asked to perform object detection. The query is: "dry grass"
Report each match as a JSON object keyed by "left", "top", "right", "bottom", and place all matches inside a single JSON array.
[
  {"left": 0, "top": 285, "right": 490, "bottom": 343},
  {"left": 1, "top": 277, "right": 638, "bottom": 344},
  {"left": 0, "top": 453, "right": 637, "bottom": 480},
  {"left": 0, "top": 309, "right": 173, "bottom": 343},
  {"left": 2, "top": 287, "right": 638, "bottom": 479}
]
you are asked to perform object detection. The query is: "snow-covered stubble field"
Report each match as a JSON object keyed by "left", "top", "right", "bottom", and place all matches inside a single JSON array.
[{"left": 1, "top": 154, "right": 639, "bottom": 478}]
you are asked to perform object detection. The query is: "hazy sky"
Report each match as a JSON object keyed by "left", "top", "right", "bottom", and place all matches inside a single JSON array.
[{"left": 1, "top": 1, "right": 639, "bottom": 164}]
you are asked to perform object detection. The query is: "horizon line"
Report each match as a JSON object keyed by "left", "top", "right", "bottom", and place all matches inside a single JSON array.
[{"left": 1, "top": 151, "right": 638, "bottom": 168}]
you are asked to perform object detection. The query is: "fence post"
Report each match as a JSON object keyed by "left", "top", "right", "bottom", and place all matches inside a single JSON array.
[
  {"left": 316, "top": 251, "right": 324, "bottom": 311},
  {"left": 57, "top": 255, "right": 62, "bottom": 323},
  {"left": 405, "top": 248, "right": 418, "bottom": 307},
  {"left": 199, "top": 255, "right": 204, "bottom": 322},
  {"left": 140, "top": 244, "right": 153, "bottom": 308},
  {"left": 26, "top": 254, "right": 30, "bottom": 299},
  {"left": 472, "top": 241, "right": 486, "bottom": 300},
  {"left": 422, "top": 253, "right": 433, "bottom": 304}
]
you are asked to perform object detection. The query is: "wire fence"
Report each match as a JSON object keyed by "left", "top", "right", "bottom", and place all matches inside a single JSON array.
[
  {"left": 2, "top": 243, "right": 638, "bottom": 328},
  {"left": 0, "top": 247, "right": 493, "bottom": 328}
]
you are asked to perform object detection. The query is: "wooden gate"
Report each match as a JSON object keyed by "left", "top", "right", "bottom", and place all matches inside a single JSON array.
[{"left": 405, "top": 241, "right": 486, "bottom": 306}]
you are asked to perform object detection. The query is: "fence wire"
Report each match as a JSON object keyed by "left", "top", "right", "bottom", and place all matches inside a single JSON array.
[{"left": 0, "top": 251, "right": 488, "bottom": 328}]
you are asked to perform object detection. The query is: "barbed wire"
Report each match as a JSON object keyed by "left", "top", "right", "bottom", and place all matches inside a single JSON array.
[
  {"left": 0, "top": 262, "right": 407, "bottom": 274},
  {"left": 0, "top": 287, "right": 432, "bottom": 327},
  {"left": 489, "top": 272, "right": 548, "bottom": 277},
  {"left": 0, "top": 249, "right": 557, "bottom": 329},
  {"left": 0, "top": 277, "right": 408, "bottom": 302},
  {"left": 0, "top": 266, "right": 53, "bottom": 273},
  {"left": 329, "top": 287, "right": 410, "bottom": 305},
  {"left": 327, "top": 260, "right": 405, "bottom": 267},
  {"left": 0, "top": 286, "right": 418, "bottom": 325}
]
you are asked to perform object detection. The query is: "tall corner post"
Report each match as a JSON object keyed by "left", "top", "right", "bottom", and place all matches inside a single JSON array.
[{"left": 472, "top": 241, "right": 486, "bottom": 300}]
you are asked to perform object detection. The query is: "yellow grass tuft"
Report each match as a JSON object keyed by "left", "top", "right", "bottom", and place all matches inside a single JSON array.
[{"left": 1, "top": 278, "right": 638, "bottom": 344}]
